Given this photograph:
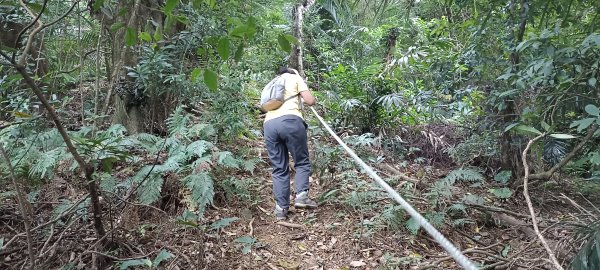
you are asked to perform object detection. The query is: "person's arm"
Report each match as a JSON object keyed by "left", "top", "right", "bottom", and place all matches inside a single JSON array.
[{"left": 297, "top": 76, "right": 316, "bottom": 106}]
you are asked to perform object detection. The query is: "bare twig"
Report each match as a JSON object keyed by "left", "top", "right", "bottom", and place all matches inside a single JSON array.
[
  {"left": 276, "top": 221, "right": 304, "bottom": 229},
  {"left": 522, "top": 133, "right": 564, "bottom": 270},
  {"left": 0, "top": 145, "right": 35, "bottom": 270},
  {"left": 2, "top": 195, "right": 89, "bottom": 250}
]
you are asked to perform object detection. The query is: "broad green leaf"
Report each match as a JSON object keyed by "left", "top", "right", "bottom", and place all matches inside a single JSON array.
[
  {"left": 489, "top": 187, "right": 513, "bottom": 199},
  {"left": 152, "top": 249, "right": 174, "bottom": 267},
  {"left": 217, "top": 37, "right": 230, "bottom": 60},
  {"left": 163, "top": 0, "right": 178, "bottom": 14},
  {"left": 210, "top": 217, "right": 239, "bottom": 230},
  {"left": 230, "top": 25, "right": 249, "bottom": 38},
  {"left": 234, "top": 43, "right": 244, "bottom": 62},
  {"left": 120, "top": 259, "right": 151, "bottom": 270},
  {"left": 139, "top": 31, "right": 152, "bottom": 42},
  {"left": 589, "top": 77, "right": 597, "bottom": 87},
  {"left": 0, "top": 238, "right": 4, "bottom": 248},
  {"left": 504, "top": 122, "right": 520, "bottom": 132},
  {"left": 284, "top": 34, "right": 301, "bottom": 46},
  {"left": 234, "top": 236, "right": 256, "bottom": 244},
  {"left": 92, "top": 0, "right": 105, "bottom": 11},
  {"left": 190, "top": 67, "right": 202, "bottom": 82},
  {"left": 25, "top": 2, "right": 44, "bottom": 13},
  {"left": 277, "top": 34, "right": 291, "bottom": 53},
  {"left": 515, "top": 125, "right": 542, "bottom": 135},
  {"left": 125, "top": 27, "right": 137, "bottom": 46},
  {"left": 109, "top": 22, "right": 125, "bottom": 33},
  {"left": 203, "top": 69, "right": 218, "bottom": 91},
  {"left": 541, "top": 121, "right": 551, "bottom": 132},
  {"left": 585, "top": 104, "right": 599, "bottom": 117},
  {"left": 570, "top": 118, "right": 595, "bottom": 132},
  {"left": 549, "top": 134, "right": 577, "bottom": 139}
]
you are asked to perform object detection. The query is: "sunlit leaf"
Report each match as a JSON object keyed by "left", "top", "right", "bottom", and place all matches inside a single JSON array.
[
  {"left": 549, "top": 134, "right": 577, "bottom": 139},
  {"left": 163, "top": 0, "right": 178, "bottom": 14},
  {"left": 217, "top": 37, "right": 230, "bottom": 60},
  {"left": 139, "top": 31, "right": 152, "bottom": 42},
  {"left": 125, "top": 27, "right": 137, "bottom": 46},
  {"left": 278, "top": 34, "right": 291, "bottom": 53},
  {"left": 515, "top": 125, "right": 542, "bottom": 135},
  {"left": 190, "top": 67, "right": 202, "bottom": 82},
  {"left": 203, "top": 69, "right": 218, "bottom": 91}
]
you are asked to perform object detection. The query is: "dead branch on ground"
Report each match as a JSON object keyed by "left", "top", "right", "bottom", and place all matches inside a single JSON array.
[{"left": 522, "top": 133, "right": 564, "bottom": 270}]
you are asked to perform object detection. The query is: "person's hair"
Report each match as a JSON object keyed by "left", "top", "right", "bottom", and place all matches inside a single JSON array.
[{"left": 277, "top": 66, "right": 299, "bottom": 75}]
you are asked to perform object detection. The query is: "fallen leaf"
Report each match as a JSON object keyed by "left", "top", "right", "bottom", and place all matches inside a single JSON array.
[{"left": 349, "top": 260, "right": 366, "bottom": 267}]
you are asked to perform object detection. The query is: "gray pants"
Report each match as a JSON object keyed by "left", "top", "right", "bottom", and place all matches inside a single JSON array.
[{"left": 264, "top": 115, "right": 312, "bottom": 209}]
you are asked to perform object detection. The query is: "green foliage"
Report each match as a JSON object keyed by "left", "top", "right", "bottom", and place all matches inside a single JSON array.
[
  {"left": 119, "top": 249, "right": 173, "bottom": 270},
  {"left": 571, "top": 219, "right": 600, "bottom": 270},
  {"left": 234, "top": 235, "right": 263, "bottom": 254}
]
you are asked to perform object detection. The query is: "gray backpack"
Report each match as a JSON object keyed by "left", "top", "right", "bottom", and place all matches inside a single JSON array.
[{"left": 259, "top": 75, "right": 298, "bottom": 112}]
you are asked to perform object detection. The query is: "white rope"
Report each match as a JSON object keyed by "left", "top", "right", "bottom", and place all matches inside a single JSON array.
[{"left": 309, "top": 106, "right": 479, "bottom": 270}]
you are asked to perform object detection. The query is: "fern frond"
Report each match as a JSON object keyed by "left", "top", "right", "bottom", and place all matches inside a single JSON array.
[
  {"left": 242, "top": 158, "right": 262, "bottom": 175},
  {"left": 217, "top": 151, "right": 240, "bottom": 169},
  {"left": 137, "top": 174, "right": 164, "bottom": 204},
  {"left": 104, "top": 124, "right": 128, "bottom": 137},
  {"left": 444, "top": 168, "right": 484, "bottom": 184},
  {"left": 166, "top": 106, "right": 190, "bottom": 137},
  {"left": 182, "top": 172, "right": 214, "bottom": 216},
  {"left": 29, "top": 148, "right": 65, "bottom": 179},
  {"left": 186, "top": 140, "right": 212, "bottom": 159},
  {"left": 189, "top": 123, "right": 216, "bottom": 140}
]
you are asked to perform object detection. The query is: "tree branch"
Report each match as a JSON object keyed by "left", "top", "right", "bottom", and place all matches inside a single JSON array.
[
  {"left": 522, "top": 133, "right": 564, "bottom": 270},
  {"left": 530, "top": 124, "right": 598, "bottom": 180}
]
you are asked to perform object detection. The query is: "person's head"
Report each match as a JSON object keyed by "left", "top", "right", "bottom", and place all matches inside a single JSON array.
[{"left": 277, "top": 66, "right": 299, "bottom": 76}]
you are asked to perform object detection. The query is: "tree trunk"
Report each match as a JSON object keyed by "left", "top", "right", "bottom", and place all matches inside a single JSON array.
[
  {"left": 289, "top": 0, "right": 315, "bottom": 78},
  {"left": 501, "top": 0, "right": 529, "bottom": 179}
]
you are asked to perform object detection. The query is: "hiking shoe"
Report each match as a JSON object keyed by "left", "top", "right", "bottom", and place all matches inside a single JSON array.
[
  {"left": 294, "top": 191, "right": 318, "bottom": 208},
  {"left": 274, "top": 205, "right": 288, "bottom": 220}
]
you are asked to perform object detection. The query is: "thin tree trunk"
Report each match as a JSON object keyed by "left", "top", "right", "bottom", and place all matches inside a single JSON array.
[
  {"left": 289, "top": 0, "right": 315, "bottom": 78},
  {"left": 501, "top": 0, "right": 528, "bottom": 179}
]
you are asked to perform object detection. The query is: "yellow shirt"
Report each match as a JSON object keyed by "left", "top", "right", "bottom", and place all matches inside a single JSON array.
[{"left": 264, "top": 73, "right": 309, "bottom": 122}]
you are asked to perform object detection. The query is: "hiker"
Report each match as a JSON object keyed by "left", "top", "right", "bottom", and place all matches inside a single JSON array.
[{"left": 262, "top": 67, "right": 317, "bottom": 220}]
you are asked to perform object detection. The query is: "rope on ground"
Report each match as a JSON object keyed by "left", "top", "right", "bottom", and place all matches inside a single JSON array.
[{"left": 309, "top": 106, "right": 479, "bottom": 270}]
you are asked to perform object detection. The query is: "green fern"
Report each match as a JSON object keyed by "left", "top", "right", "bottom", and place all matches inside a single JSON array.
[
  {"left": 29, "top": 148, "right": 66, "bottom": 179},
  {"left": 217, "top": 151, "right": 240, "bottom": 169},
  {"left": 137, "top": 174, "right": 164, "bottom": 204},
  {"left": 182, "top": 172, "right": 214, "bottom": 215},
  {"left": 241, "top": 158, "right": 262, "bottom": 175},
  {"left": 186, "top": 140, "right": 212, "bottom": 158},
  {"left": 571, "top": 219, "right": 600, "bottom": 270},
  {"left": 444, "top": 168, "right": 484, "bottom": 184},
  {"left": 166, "top": 106, "right": 190, "bottom": 136}
]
